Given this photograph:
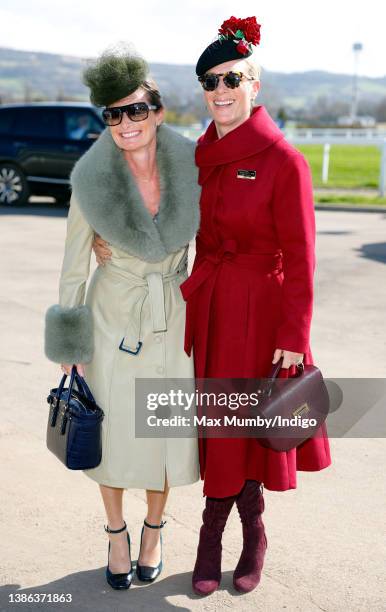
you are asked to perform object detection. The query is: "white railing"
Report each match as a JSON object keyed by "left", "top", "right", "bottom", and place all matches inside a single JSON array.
[{"left": 284, "top": 128, "right": 386, "bottom": 141}]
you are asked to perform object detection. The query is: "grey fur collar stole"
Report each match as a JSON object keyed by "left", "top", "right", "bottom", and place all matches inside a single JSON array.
[{"left": 70, "top": 124, "right": 200, "bottom": 262}]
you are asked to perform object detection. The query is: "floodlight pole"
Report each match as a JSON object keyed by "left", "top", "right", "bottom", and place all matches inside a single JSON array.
[{"left": 351, "top": 42, "right": 363, "bottom": 124}]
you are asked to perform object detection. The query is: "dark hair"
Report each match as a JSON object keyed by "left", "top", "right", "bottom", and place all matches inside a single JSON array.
[{"left": 141, "top": 78, "right": 163, "bottom": 112}]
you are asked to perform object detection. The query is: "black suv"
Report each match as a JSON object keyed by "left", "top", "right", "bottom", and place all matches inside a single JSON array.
[{"left": 0, "top": 102, "right": 104, "bottom": 205}]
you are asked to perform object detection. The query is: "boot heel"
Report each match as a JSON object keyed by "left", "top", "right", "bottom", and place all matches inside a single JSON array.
[
  {"left": 192, "top": 495, "right": 236, "bottom": 596},
  {"left": 233, "top": 480, "right": 267, "bottom": 593}
]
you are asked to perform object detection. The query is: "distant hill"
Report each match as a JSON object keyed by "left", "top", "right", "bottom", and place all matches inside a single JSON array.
[{"left": 1, "top": 46, "right": 386, "bottom": 119}]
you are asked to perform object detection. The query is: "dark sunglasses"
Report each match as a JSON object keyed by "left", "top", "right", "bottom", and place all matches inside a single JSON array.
[
  {"left": 198, "top": 71, "right": 255, "bottom": 91},
  {"left": 102, "top": 101, "right": 160, "bottom": 126}
]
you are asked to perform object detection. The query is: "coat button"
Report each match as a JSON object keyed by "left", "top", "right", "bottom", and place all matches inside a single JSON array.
[
  {"left": 156, "top": 366, "right": 165, "bottom": 375},
  {"left": 154, "top": 335, "right": 162, "bottom": 344}
]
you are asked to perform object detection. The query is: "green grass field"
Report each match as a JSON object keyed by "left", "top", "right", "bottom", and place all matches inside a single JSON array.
[
  {"left": 314, "top": 194, "right": 386, "bottom": 206},
  {"left": 297, "top": 145, "right": 381, "bottom": 189}
]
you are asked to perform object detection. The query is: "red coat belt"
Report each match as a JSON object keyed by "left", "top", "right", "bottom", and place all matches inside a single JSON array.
[{"left": 180, "top": 239, "right": 283, "bottom": 357}]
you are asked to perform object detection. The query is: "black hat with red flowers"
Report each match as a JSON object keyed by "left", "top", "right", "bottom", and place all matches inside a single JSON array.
[{"left": 196, "top": 16, "right": 261, "bottom": 76}]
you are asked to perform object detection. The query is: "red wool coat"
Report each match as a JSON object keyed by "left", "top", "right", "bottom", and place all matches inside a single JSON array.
[{"left": 180, "top": 105, "right": 331, "bottom": 498}]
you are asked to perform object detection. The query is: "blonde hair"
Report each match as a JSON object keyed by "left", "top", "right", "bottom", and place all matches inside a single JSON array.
[{"left": 243, "top": 55, "right": 262, "bottom": 82}]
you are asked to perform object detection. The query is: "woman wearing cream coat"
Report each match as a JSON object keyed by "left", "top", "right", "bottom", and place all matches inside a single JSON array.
[{"left": 44, "top": 48, "right": 200, "bottom": 590}]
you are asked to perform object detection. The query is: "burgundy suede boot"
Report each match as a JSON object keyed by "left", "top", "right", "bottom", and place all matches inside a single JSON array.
[
  {"left": 233, "top": 480, "right": 267, "bottom": 593},
  {"left": 192, "top": 494, "right": 236, "bottom": 596}
]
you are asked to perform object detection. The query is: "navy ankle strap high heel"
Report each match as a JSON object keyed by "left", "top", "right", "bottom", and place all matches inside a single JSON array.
[
  {"left": 104, "top": 520, "right": 134, "bottom": 590},
  {"left": 136, "top": 519, "right": 167, "bottom": 582}
]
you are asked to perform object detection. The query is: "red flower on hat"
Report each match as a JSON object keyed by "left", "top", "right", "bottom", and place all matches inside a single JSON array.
[
  {"left": 218, "top": 16, "right": 243, "bottom": 38},
  {"left": 240, "top": 17, "right": 261, "bottom": 46},
  {"left": 218, "top": 15, "right": 261, "bottom": 47},
  {"left": 236, "top": 40, "right": 250, "bottom": 55}
]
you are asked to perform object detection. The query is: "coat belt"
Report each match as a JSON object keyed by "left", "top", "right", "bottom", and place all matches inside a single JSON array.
[
  {"left": 180, "top": 240, "right": 283, "bottom": 357},
  {"left": 102, "top": 251, "right": 188, "bottom": 355},
  {"left": 180, "top": 240, "right": 283, "bottom": 301}
]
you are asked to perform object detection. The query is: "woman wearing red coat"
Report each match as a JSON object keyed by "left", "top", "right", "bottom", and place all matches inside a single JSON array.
[{"left": 180, "top": 16, "right": 331, "bottom": 596}]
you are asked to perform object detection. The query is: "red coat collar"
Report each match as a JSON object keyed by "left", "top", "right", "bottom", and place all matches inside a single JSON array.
[{"left": 195, "top": 105, "right": 284, "bottom": 182}]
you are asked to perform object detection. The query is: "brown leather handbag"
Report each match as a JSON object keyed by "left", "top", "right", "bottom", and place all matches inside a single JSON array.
[{"left": 255, "top": 356, "right": 330, "bottom": 452}]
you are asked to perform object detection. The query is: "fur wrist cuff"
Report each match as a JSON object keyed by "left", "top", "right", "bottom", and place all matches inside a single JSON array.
[{"left": 44, "top": 304, "right": 94, "bottom": 364}]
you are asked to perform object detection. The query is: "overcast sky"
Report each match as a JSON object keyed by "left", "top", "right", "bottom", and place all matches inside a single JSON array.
[{"left": 1, "top": 0, "right": 385, "bottom": 77}]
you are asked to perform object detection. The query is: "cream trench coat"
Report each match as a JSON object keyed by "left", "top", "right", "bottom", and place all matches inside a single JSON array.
[{"left": 44, "top": 125, "right": 200, "bottom": 490}]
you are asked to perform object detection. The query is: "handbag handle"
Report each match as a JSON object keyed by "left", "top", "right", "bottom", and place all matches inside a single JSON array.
[
  {"left": 55, "top": 365, "right": 77, "bottom": 403},
  {"left": 260, "top": 356, "right": 304, "bottom": 399},
  {"left": 72, "top": 368, "right": 96, "bottom": 403},
  {"left": 268, "top": 356, "right": 304, "bottom": 379},
  {"left": 54, "top": 366, "right": 95, "bottom": 404}
]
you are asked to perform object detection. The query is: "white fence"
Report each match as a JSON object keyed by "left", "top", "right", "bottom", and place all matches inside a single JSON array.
[
  {"left": 286, "top": 133, "right": 386, "bottom": 197},
  {"left": 284, "top": 128, "right": 386, "bottom": 141},
  {"left": 175, "top": 126, "right": 386, "bottom": 196}
]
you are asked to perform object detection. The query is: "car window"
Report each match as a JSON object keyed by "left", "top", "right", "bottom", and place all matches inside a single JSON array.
[
  {"left": 13, "top": 108, "right": 62, "bottom": 139},
  {"left": 0, "top": 109, "right": 15, "bottom": 135},
  {"left": 64, "top": 110, "right": 103, "bottom": 140}
]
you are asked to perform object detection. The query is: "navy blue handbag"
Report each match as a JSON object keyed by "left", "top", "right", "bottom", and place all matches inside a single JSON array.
[{"left": 46, "top": 365, "right": 104, "bottom": 470}]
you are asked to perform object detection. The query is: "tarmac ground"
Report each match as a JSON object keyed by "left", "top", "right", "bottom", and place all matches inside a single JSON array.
[{"left": 0, "top": 202, "right": 385, "bottom": 612}]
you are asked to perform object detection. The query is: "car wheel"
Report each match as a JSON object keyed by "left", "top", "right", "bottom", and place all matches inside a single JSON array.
[{"left": 0, "top": 163, "right": 30, "bottom": 205}]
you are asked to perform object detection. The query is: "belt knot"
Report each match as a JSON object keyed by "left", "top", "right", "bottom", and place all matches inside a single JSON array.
[{"left": 208, "top": 239, "right": 237, "bottom": 264}]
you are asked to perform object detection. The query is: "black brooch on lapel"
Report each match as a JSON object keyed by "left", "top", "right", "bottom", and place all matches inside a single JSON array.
[{"left": 237, "top": 169, "right": 257, "bottom": 180}]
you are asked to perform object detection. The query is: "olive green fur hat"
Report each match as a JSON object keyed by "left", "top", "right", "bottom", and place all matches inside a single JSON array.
[{"left": 82, "top": 43, "right": 149, "bottom": 107}]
